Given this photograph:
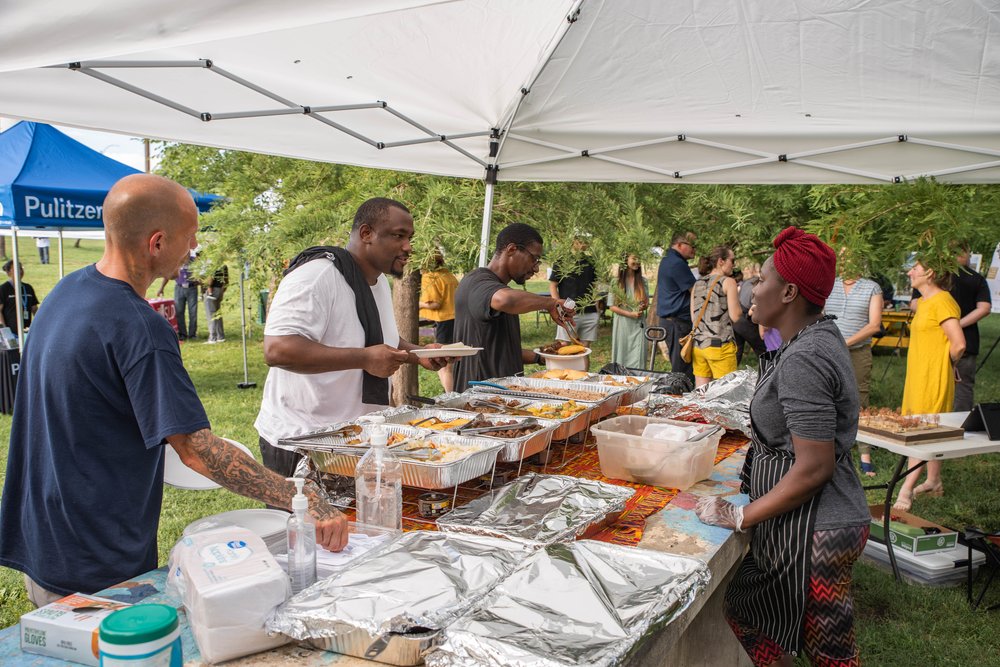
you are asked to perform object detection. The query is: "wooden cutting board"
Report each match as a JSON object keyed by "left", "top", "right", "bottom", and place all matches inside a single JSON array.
[{"left": 858, "top": 423, "right": 964, "bottom": 444}]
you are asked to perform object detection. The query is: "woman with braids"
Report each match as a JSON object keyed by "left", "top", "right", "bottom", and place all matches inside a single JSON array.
[
  {"left": 607, "top": 253, "right": 649, "bottom": 368},
  {"left": 892, "top": 260, "right": 965, "bottom": 511},
  {"left": 696, "top": 227, "right": 870, "bottom": 667},
  {"left": 689, "top": 245, "right": 742, "bottom": 387}
]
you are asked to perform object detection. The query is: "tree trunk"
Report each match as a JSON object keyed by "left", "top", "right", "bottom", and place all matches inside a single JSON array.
[
  {"left": 74, "top": 238, "right": 82, "bottom": 248},
  {"left": 390, "top": 270, "right": 421, "bottom": 407},
  {"left": 0, "top": 236, "right": 5, "bottom": 259}
]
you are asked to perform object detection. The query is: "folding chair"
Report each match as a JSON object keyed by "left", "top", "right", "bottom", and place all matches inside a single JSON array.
[{"left": 963, "top": 526, "right": 1000, "bottom": 611}]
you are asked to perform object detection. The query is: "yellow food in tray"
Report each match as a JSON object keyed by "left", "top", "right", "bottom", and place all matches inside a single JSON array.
[
  {"left": 524, "top": 400, "right": 588, "bottom": 419},
  {"left": 529, "top": 369, "right": 590, "bottom": 381},
  {"left": 407, "top": 416, "right": 472, "bottom": 430}
]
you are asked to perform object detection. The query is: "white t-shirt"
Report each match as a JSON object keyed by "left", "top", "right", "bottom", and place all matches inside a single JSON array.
[
  {"left": 35, "top": 237, "right": 50, "bottom": 248},
  {"left": 254, "top": 257, "right": 400, "bottom": 447}
]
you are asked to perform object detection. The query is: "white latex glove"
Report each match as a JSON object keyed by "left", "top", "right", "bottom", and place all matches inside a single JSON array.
[{"left": 695, "top": 496, "right": 745, "bottom": 533}]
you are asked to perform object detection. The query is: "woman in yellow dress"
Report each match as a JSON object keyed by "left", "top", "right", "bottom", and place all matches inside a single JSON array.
[{"left": 893, "top": 261, "right": 965, "bottom": 511}]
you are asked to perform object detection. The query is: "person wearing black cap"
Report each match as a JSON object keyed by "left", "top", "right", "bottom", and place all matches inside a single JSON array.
[
  {"left": 695, "top": 227, "right": 870, "bottom": 667},
  {"left": 0, "top": 260, "right": 39, "bottom": 332}
]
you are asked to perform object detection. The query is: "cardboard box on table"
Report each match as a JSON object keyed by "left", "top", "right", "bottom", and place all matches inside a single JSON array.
[
  {"left": 868, "top": 505, "right": 957, "bottom": 555},
  {"left": 19, "top": 594, "right": 129, "bottom": 666}
]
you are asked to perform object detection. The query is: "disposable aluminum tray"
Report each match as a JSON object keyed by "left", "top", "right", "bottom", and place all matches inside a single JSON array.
[
  {"left": 382, "top": 408, "right": 479, "bottom": 430},
  {"left": 583, "top": 374, "right": 656, "bottom": 406},
  {"left": 306, "top": 629, "right": 440, "bottom": 666},
  {"left": 384, "top": 408, "right": 560, "bottom": 462},
  {"left": 474, "top": 377, "right": 626, "bottom": 420},
  {"left": 459, "top": 414, "right": 561, "bottom": 463},
  {"left": 437, "top": 393, "right": 595, "bottom": 441},
  {"left": 277, "top": 421, "right": 425, "bottom": 450},
  {"left": 284, "top": 424, "right": 504, "bottom": 490},
  {"left": 436, "top": 473, "right": 634, "bottom": 546}
]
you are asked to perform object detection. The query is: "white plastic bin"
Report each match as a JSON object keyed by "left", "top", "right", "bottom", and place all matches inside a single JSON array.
[{"left": 590, "top": 415, "right": 722, "bottom": 489}]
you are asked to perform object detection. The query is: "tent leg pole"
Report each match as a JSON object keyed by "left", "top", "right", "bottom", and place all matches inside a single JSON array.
[
  {"left": 57, "top": 230, "right": 64, "bottom": 278},
  {"left": 11, "top": 229, "right": 25, "bottom": 351},
  {"left": 237, "top": 262, "right": 255, "bottom": 389},
  {"left": 478, "top": 181, "right": 495, "bottom": 268}
]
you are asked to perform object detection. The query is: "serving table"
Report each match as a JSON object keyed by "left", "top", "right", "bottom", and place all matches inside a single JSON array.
[
  {"left": 0, "top": 429, "right": 754, "bottom": 667},
  {"left": 855, "top": 411, "right": 1000, "bottom": 582}
]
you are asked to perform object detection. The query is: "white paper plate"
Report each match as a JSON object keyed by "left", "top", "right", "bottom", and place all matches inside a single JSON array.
[
  {"left": 411, "top": 346, "right": 482, "bottom": 359},
  {"left": 191, "top": 508, "right": 291, "bottom": 541},
  {"left": 164, "top": 437, "right": 253, "bottom": 490}
]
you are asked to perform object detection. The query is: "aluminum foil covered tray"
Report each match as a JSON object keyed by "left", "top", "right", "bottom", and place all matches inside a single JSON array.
[
  {"left": 268, "top": 531, "right": 534, "bottom": 664},
  {"left": 436, "top": 473, "right": 635, "bottom": 546},
  {"left": 641, "top": 367, "right": 758, "bottom": 436},
  {"left": 426, "top": 540, "right": 711, "bottom": 667}
]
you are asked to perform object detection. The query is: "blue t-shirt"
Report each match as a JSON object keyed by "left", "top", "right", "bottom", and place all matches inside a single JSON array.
[
  {"left": 0, "top": 265, "right": 209, "bottom": 595},
  {"left": 656, "top": 248, "right": 696, "bottom": 318}
]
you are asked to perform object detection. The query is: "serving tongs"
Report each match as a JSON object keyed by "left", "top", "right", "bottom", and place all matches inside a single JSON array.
[
  {"left": 457, "top": 417, "right": 540, "bottom": 437},
  {"left": 392, "top": 439, "right": 444, "bottom": 462},
  {"left": 466, "top": 397, "right": 534, "bottom": 417}
]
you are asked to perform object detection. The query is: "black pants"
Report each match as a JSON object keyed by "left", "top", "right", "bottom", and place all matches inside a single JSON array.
[
  {"left": 260, "top": 436, "right": 303, "bottom": 510},
  {"left": 659, "top": 315, "right": 693, "bottom": 380},
  {"left": 733, "top": 316, "right": 766, "bottom": 364}
]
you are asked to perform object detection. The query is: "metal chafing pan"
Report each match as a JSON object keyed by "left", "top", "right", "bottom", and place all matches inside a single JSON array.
[
  {"left": 472, "top": 377, "right": 626, "bottom": 420},
  {"left": 306, "top": 629, "right": 440, "bottom": 666},
  {"left": 435, "top": 393, "right": 595, "bottom": 441},
  {"left": 583, "top": 374, "right": 656, "bottom": 406},
  {"left": 281, "top": 424, "right": 503, "bottom": 490},
  {"left": 382, "top": 408, "right": 479, "bottom": 430}
]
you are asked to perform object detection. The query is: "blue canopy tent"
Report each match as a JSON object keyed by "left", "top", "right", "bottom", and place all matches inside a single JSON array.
[{"left": 0, "top": 121, "right": 221, "bottom": 347}]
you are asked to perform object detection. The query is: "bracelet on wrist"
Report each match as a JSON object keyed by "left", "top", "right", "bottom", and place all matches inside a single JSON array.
[{"left": 533, "top": 352, "right": 543, "bottom": 365}]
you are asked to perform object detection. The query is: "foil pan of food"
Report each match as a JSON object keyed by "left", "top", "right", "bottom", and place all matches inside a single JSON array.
[
  {"left": 425, "top": 540, "right": 711, "bottom": 667},
  {"left": 268, "top": 531, "right": 534, "bottom": 665},
  {"left": 436, "top": 473, "right": 635, "bottom": 546},
  {"left": 436, "top": 393, "right": 595, "bottom": 441},
  {"left": 583, "top": 374, "right": 656, "bottom": 406},
  {"left": 285, "top": 424, "right": 503, "bottom": 490},
  {"left": 640, "top": 367, "right": 757, "bottom": 436},
  {"left": 471, "top": 377, "right": 626, "bottom": 420},
  {"left": 305, "top": 629, "right": 440, "bottom": 666},
  {"left": 456, "top": 414, "right": 560, "bottom": 463},
  {"left": 382, "top": 408, "right": 480, "bottom": 431}
]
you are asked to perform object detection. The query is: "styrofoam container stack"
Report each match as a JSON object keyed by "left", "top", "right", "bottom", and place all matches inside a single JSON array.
[{"left": 590, "top": 415, "right": 723, "bottom": 490}]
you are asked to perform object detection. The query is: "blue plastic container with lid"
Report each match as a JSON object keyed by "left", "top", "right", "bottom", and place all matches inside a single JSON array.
[{"left": 98, "top": 604, "right": 182, "bottom": 666}]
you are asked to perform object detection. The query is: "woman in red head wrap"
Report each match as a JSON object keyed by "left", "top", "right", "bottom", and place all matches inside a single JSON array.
[{"left": 696, "top": 227, "right": 871, "bottom": 666}]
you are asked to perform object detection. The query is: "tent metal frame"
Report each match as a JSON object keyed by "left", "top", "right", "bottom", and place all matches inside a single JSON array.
[{"left": 51, "top": 14, "right": 1000, "bottom": 266}]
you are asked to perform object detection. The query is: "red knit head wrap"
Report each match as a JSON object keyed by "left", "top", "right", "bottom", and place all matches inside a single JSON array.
[{"left": 771, "top": 226, "right": 836, "bottom": 307}]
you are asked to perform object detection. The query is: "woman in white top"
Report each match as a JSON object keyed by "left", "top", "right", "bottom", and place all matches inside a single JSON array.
[{"left": 824, "top": 252, "right": 884, "bottom": 476}]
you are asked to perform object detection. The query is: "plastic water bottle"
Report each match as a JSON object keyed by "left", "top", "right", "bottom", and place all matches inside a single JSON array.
[
  {"left": 355, "top": 427, "right": 403, "bottom": 531},
  {"left": 286, "top": 477, "right": 317, "bottom": 594}
]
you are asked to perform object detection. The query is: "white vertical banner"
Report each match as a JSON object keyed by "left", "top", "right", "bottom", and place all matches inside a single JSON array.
[{"left": 986, "top": 242, "right": 1000, "bottom": 311}]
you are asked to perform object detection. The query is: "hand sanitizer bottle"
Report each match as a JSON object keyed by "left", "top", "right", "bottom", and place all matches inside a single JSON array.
[
  {"left": 355, "top": 427, "right": 403, "bottom": 531},
  {"left": 286, "top": 477, "right": 317, "bottom": 594}
]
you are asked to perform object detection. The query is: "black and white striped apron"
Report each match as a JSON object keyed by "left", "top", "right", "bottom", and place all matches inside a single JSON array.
[{"left": 727, "top": 345, "right": 823, "bottom": 655}]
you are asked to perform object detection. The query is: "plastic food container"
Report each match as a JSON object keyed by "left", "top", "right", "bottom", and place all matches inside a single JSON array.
[
  {"left": 98, "top": 604, "right": 182, "bottom": 667},
  {"left": 590, "top": 415, "right": 723, "bottom": 490},
  {"left": 535, "top": 347, "right": 591, "bottom": 371}
]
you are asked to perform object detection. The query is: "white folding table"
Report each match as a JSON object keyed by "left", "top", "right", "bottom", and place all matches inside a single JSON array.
[{"left": 855, "top": 411, "right": 1000, "bottom": 581}]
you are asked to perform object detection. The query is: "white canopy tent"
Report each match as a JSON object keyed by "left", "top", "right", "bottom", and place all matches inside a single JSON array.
[{"left": 1, "top": 0, "right": 999, "bottom": 265}]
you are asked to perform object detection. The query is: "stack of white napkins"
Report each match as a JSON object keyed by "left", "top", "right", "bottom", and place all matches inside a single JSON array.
[
  {"left": 274, "top": 531, "right": 391, "bottom": 578},
  {"left": 168, "top": 525, "right": 290, "bottom": 663}
]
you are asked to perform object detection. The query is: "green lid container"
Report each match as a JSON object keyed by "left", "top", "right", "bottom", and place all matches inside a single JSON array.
[{"left": 99, "top": 605, "right": 178, "bottom": 645}]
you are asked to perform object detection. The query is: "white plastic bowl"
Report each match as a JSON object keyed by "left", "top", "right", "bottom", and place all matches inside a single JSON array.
[{"left": 535, "top": 347, "right": 592, "bottom": 371}]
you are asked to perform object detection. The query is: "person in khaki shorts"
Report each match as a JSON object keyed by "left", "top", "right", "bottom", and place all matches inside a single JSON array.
[{"left": 824, "top": 251, "right": 883, "bottom": 476}]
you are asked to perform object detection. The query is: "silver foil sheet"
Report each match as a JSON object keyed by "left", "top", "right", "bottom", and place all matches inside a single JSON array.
[
  {"left": 436, "top": 473, "right": 635, "bottom": 546},
  {"left": 642, "top": 367, "right": 757, "bottom": 435},
  {"left": 425, "top": 540, "right": 710, "bottom": 667},
  {"left": 268, "top": 531, "right": 533, "bottom": 641}
]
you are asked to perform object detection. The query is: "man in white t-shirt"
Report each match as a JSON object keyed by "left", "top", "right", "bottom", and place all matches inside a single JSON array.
[{"left": 255, "top": 198, "right": 448, "bottom": 478}]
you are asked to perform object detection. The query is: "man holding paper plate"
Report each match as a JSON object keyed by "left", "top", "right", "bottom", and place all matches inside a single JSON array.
[{"left": 255, "top": 198, "right": 452, "bottom": 478}]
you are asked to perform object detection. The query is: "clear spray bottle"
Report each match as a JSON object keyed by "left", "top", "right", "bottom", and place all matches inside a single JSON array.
[{"left": 286, "top": 477, "right": 317, "bottom": 594}]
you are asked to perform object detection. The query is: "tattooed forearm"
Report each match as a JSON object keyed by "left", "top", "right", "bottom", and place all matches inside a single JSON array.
[{"left": 184, "top": 429, "right": 297, "bottom": 508}]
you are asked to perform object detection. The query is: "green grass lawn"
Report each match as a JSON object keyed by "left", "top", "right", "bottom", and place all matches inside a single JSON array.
[{"left": 1, "top": 256, "right": 999, "bottom": 664}]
